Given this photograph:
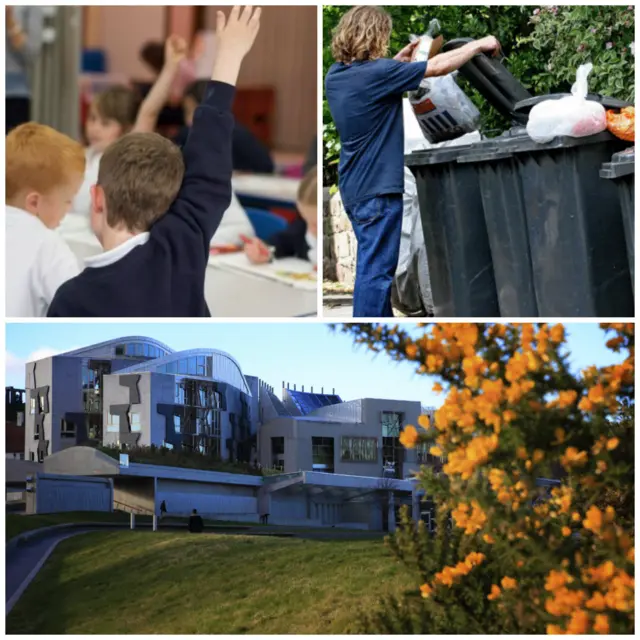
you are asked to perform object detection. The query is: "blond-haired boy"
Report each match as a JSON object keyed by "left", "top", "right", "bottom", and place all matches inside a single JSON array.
[
  {"left": 6, "top": 123, "right": 85, "bottom": 316},
  {"left": 48, "top": 6, "right": 262, "bottom": 317}
]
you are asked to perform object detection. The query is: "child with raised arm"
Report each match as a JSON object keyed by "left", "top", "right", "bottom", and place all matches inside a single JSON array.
[
  {"left": 48, "top": 6, "right": 262, "bottom": 317},
  {"left": 72, "top": 35, "right": 189, "bottom": 217},
  {"left": 325, "top": 6, "right": 500, "bottom": 318}
]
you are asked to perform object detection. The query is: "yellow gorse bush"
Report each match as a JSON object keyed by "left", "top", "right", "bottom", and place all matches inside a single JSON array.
[{"left": 341, "top": 323, "right": 634, "bottom": 635}]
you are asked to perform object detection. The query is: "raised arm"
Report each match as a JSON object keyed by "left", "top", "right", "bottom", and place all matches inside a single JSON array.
[
  {"left": 133, "top": 35, "right": 187, "bottom": 133},
  {"left": 155, "top": 6, "right": 262, "bottom": 253},
  {"left": 6, "top": 6, "right": 44, "bottom": 63},
  {"left": 426, "top": 36, "right": 500, "bottom": 77}
]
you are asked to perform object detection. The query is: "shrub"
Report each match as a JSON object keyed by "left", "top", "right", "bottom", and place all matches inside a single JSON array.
[{"left": 341, "top": 323, "right": 634, "bottom": 634}]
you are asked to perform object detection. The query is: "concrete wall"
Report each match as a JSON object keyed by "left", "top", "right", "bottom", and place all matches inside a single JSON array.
[
  {"left": 102, "top": 372, "right": 151, "bottom": 447},
  {"left": 24, "top": 357, "right": 53, "bottom": 462},
  {"left": 113, "top": 476, "right": 155, "bottom": 513},
  {"left": 51, "top": 357, "right": 84, "bottom": 454},
  {"left": 156, "top": 478, "right": 258, "bottom": 522},
  {"left": 259, "top": 399, "right": 423, "bottom": 478},
  {"left": 30, "top": 473, "right": 113, "bottom": 514}
]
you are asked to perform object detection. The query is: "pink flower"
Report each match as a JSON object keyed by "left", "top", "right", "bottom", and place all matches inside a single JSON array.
[
  {"left": 577, "top": 44, "right": 586, "bottom": 53},
  {"left": 533, "top": 8, "right": 540, "bottom": 15},
  {"left": 606, "top": 42, "right": 613, "bottom": 50}
]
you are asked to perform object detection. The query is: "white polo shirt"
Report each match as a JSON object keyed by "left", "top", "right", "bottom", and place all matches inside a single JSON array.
[
  {"left": 6, "top": 206, "right": 81, "bottom": 317},
  {"left": 71, "top": 147, "right": 102, "bottom": 217}
]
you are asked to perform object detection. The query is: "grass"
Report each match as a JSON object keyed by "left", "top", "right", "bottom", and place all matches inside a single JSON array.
[
  {"left": 7, "top": 531, "right": 410, "bottom": 634},
  {"left": 5, "top": 511, "right": 151, "bottom": 542}
]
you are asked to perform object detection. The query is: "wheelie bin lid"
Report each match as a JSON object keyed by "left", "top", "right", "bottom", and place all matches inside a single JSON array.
[
  {"left": 458, "top": 130, "right": 628, "bottom": 164},
  {"left": 404, "top": 143, "right": 478, "bottom": 167},
  {"left": 600, "top": 147, "right": 635, "bottom": 179},
  {"left": 514, "top": 93, "right": 632, "bottom": 116},
  {"left": 442, "top": 38, "right": 533, "bottom": 125}
]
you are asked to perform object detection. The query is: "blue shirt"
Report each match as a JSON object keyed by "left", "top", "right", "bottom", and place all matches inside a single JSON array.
[{"left": 325, "top": 58, "right": 427, "bottom": 207}]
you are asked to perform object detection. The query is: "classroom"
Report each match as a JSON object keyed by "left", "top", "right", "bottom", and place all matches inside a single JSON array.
[{"left": 6, "top": 5, "right": 318, "bottom": 318}]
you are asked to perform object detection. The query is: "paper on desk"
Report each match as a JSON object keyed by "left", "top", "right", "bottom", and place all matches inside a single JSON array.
[
  {"left": 232, "top": 174, "right": 301, "bottom": 203},
  {"left": 209, "top": 251, "right": 317, "bottom": 291}
]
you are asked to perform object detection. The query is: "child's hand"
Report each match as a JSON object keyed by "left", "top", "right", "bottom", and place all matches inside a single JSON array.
[
  {"left": 165, "top": 35, "right": 188, "bottom": 67},
  {"left": 243, "top": 236, "right": 271, "bottom": 264},
  {"left": 216, "top": 6, "right": 262, "bottom": 61}
]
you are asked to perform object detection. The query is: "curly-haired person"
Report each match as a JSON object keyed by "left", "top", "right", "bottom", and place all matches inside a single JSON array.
[{"left": 325, "top": 6, "right": 500, "bottom": 317}]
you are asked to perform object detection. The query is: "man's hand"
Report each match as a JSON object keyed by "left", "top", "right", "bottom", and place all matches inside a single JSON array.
[
  {"left": 164, "top": 35, "right": 188, "bottom": 68},
  {"left": 216, "top": 6, "right": 262, "bottom": 60},
  {"left": 475, "top": 36, "right": 501, "bottom": 57},
  {"left": 393, "top": 40, "right": 419, "bottom": 63}
]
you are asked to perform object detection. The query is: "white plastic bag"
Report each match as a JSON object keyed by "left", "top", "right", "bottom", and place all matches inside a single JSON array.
[{"left": 526, "top": 63, "right": 607, "bottom": 143}]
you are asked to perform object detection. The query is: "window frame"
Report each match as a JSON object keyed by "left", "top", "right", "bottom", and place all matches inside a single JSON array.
[{"left": 340, "top": 436, "right": 378, "bottom": 463}]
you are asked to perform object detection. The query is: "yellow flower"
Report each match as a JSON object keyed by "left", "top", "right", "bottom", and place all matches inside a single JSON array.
[
  {"left": 406, "top": 343, "right": 418, "bottom": 358},
  {"left": 549, "top": 324, "right": 565, "bottom": 344},
  {"left": 607, "top": 437, "right": 620, "bottom": 450},
  {"left": 517, "top": 560, "right": 524, "bottom": 568},
  {"left": 399, "top": 426, "right": 419, "bottom": 449},
  {"left": 587, "top": 384, "right": 606, "bottom": 404},
  {"left": 586, "top": 591, "right": 607, "bottom": 611},
  {"left": 418, "top": 414, "right": 431, "bottom": 429},
  {"left": 596, "top": 460, "right": 607, "bottom": 474},
  {"left": 545, "top": 570, "right": 573, "bottom": 591},
  {"left": 487, "top": 584, "right": 501, "bottom": 601},
  {"left": 593, "top": 614, "right": 609, "bottom": 635},
  {"left": 516, "top": 446, "right": 528, "bottom": 460},
  {"left": 533, "top": 449, "right": 545, "bottom": 463},
  {"left": 566, "top": 609, "right": 589, "bottom": 635},
  {"left": 557, "top": 390, "right": 578, "bottom": 409},
  {"left": 553, "top": 428, "right": 566, "bottom": 445},
  {"left": 627, "top": 547, "right": 634, "bottom": 563},
  {"left": 578, "top": 396, "right": 594, "bottom": 412},
  {"left": 546, "top": 624, "right": 565, "bottom": 635},
  {"left": 560, "top": 447, "right": 588, "bottom": 469},
  {"left": 420, "top": 583, "right": 433, "bottom": 599},
  {"left": 583, "top": 506, "right": 603, "bottom": 534},
  {"left": 501, "top": 576, "right": 517, "bottom": 590},
  {"left": 483, "top": 534, "right": 495, "bottom": 544},
  {"left": 571, "top": 511, "right": 581, "bottom": 522},
  {"left": 432, "top": 382, "right": 443, "bottom": 394},
  {"left": 561, "top": 526, "right": 572, "bottom": 537},
  {"left": 503, "top": 409, "right": 516, "bottom": 423},
  {"left": 430, "top": 446, "right": 443, "bottom": 457}
]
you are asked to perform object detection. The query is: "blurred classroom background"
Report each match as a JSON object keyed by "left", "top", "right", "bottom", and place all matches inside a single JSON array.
[
  {"left": 19, "top": 5, "right": 317, "bottom": 175},
  {"left": 7, "top": 5, "right": 318, "bottom": 317}
]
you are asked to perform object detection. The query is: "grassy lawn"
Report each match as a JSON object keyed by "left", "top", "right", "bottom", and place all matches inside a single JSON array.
[
  {"left": 6, "top": 531, "right": 410, "bottom": 634},
  {"left": 5, "top": 512, "right": 152, "bottom": 542}
]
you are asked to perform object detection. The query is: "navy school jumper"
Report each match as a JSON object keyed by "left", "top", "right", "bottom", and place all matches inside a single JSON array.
[{"left": 48, "top": 80, "right": 234, "bottom": 317}]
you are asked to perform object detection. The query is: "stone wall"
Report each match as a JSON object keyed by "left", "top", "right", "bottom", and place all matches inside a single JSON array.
[{"left": 323, "top": 187, "right": 357, "bottom": 285}]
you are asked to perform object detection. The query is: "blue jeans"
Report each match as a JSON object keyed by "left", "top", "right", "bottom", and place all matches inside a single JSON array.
[{"left": 345, "top": 194, "right": 403, "bottom": 318}]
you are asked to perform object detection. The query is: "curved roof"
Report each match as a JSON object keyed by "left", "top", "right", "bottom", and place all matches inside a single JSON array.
[
  {"left": 62, "top": 336, "right": 174, "bottom": 358},
  {"left": 117, "top": 348, "right": 251, "bottom": 395}
]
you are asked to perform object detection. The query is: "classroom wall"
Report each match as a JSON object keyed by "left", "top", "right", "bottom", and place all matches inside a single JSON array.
[
  {"left": 205, "top": 5, "right": 317, "bottom": 152},
  {"left": 84, "top": 6, "right": 166, "bottom": 81}
]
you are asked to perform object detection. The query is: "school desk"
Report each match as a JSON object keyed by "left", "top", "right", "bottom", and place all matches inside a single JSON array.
[
  {"left": 232, "top": 174, "right": 301, "bottom": 212},
  {"left": 57, "top": 217, "right": 316, "bottom": 318}
]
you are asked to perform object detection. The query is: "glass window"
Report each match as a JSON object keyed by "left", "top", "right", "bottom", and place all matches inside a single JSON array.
[
  {"left": 162, "top": 441, "right": 174, "bottom": 450},
  {"left": 312, "top": 437, "right": 335, "bottom": 472},
  {"left": 30, "top": 398, "right": 36, "bottom": 415},
  {"left": 166, "top": 361, "right": 177, "bottom": 374},
  {"left": 129, "top": 412, "right": 141, "bottom": 432},
  {"left": 106, "top": 414, "right": 120, "bottom": 433},
  {"left": 381, "top": 412, "right": 403, "bottom": 437},
  {"left": 178, "top": 359, "right": 188, "bottom": 375},
  {"left": 115, "top": 345, "right": 125, "bottom": 356},
  {"left": 271, "top": 437, "right": 285, "bottom": 455},
  {"left": 174, "top": 415, "right": 181, "bottom": 434},
  {"left": 341, "top": 437, "right": 378, "bottom": 462},
  {"left": 196, "top": 356, "right": 206, "bottom": 376}
]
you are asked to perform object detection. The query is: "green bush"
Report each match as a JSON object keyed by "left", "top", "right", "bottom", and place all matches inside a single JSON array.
[{"left": 323, "top": 5, "right": 635, "bottom": 187}]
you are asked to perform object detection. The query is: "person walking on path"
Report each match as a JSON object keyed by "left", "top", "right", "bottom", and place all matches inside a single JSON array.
[
  {"left": 325, "top": 6, "right": 500, "bottom": 317},
  {"left": 159, "top": 500, "right": 167, "bottom": 520}
]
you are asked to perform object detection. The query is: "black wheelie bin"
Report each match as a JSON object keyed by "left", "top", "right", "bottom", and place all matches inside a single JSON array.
[
  {"left": 447, "top": 39, "right": 634, "bottom": 317},
  {"left": 601, "top": 148, "right": 635, "bottom": 289}
]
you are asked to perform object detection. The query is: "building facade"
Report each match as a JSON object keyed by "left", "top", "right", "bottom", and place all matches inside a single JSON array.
[{"left": 23, "top": 337, "right": 439, "bottom": 483}]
